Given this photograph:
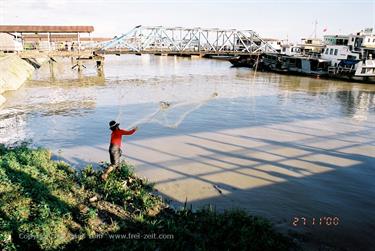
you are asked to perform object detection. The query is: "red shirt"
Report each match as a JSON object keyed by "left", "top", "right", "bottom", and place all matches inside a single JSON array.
[{"left": 110, "top": 128, "right": 136, "bottom": 147}]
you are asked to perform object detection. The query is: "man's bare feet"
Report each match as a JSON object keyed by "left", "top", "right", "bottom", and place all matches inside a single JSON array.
[
  {"left": 101, "top": 173, "right": 108, "bottom": 181},
  {"left": 101, "top": 165, "right": 115, "bottom": 181}
]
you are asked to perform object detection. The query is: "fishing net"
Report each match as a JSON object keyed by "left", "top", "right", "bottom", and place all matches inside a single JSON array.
[{"left": 125, "top": 92, "right": 218, "bottom": 129}]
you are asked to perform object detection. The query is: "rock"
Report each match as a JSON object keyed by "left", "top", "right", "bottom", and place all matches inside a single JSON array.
[
  {"left": 0, "top": 55, "right": 48, "bottom": 109},
  {"left": 89, "top": 196, "right": 98, "bottom": 202},
  {"left": 0, "top": 55, "right": 34, "bottom": 92},
  {"left": 78, "top": 204, "right": 89, "bottom": 214}
]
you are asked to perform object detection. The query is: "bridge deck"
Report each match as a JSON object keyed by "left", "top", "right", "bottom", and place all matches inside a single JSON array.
[
  {"left": 100, "top": 49, "right": 260, "bottom": 56},
  {"left": 14, "top": 49, "right": 259, "bottom": 58}
]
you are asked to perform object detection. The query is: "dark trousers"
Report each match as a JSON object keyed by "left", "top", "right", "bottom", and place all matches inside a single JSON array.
[
  {"left": 109, "top": 144, "right": 122, "bottom": 166},
  {"left": 102, "top": 144, "right": 122, "bottom": 179}
]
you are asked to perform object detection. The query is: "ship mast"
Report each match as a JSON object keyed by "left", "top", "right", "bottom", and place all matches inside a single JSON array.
[{"left": 314, "top": 19, "right": 318, "bottom": 39}]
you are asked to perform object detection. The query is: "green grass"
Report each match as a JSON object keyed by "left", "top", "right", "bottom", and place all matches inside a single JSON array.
[{"left": 0, "top": 144, "right": 296, "bottom": 251}]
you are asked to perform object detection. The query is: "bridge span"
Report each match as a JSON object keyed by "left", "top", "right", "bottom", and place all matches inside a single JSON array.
[
  {"left": 98, "top": 25, "right": 277, "bottom": 56},
  {"left": 7, "top": 25, "right": 278, "bottom": 75}
]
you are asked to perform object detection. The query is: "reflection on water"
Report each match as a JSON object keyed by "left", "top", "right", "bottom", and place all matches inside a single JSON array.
[
  {"left": 1, "top": 54, "right": 374, "bottom": 156},
  {"left": 335, "top": 90, "right": 375, "bottom": 121},
  {"left": 0, "top": 55, "right": 375, "bottom": 249}
]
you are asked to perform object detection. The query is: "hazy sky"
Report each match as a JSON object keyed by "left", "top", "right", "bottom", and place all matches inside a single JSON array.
[{"left": 0, "top": 0, "right": 374, "bottom": 42}]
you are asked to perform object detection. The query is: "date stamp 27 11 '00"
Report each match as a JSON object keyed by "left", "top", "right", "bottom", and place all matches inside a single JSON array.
[{"left": 292, "top": 216, "right": 340, "bottom": 227}]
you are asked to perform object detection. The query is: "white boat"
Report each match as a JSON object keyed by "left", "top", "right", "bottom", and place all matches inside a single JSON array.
[{"left": 322, "top": 28, "right": 375, "bottom": 81}]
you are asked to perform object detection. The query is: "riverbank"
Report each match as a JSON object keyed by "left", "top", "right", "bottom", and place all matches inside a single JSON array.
[
  {"left": 0, "top": 54, "right": 47, "bottom": 106},
  {"left": 0, "top": 144, "right": 294, "bottom": 250}
]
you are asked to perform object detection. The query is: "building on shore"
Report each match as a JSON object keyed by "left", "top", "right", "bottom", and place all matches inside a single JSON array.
[
  {"left": 0, "top": 25, "right": 104, "bottom": 52},
  {"left": 0, "top": 33, "right": 23, "bottom": 51},
  {"left": 21, "top": 34, "right": 111, "bottom": 51}
]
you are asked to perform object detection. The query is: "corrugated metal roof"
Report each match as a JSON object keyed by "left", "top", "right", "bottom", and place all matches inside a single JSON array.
[
  {"left": 22, "top": 34, "right": 111, "bottom": 42},
  {"left": 0, "top": 25, "right": 94, "bottom": 33}
]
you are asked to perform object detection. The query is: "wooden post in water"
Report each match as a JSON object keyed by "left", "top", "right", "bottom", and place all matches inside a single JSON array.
[
  {"left": 77, "top": 59, "right": 82, "bottom": 72},
  {"left": 96, "top": 55, "right": 104, "bottom": 74},
  {"left": 48, "top": 32, "right": 51, "bottom": 51},
  {"left": 78, "top": 32, "right": 81, "bottom": 52},
  {"left": 49, "top": 58, "right": 55, "bottom": 80}
]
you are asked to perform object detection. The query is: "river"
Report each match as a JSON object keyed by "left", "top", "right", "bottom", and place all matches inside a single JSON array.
[{"left": 1, "top": 55, "right": 375, "bottom": 249}]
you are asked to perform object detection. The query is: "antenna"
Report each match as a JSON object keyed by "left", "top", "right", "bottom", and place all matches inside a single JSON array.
[
  {"left": 308, "top": 19, "right": 318, "bottom": 39},
  {"left": 314, "top": 19, "right": 318, "bottom": 39}
]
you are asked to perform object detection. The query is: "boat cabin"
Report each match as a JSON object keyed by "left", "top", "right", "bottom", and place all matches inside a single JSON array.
[
  {"left": 262, "top": 53, "right": 330, "bottom": 76},
  {"left": 321, "top": 45, "right": 359, "bottom": 66},
  {"left": 298, "top": 38, "right": 325, "bottom": 54},
  {"left": 281, "top": 44, "right": 302, "bottom": 56}
]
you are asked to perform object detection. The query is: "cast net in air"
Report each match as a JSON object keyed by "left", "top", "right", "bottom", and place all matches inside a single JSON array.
[{"left": 123, "top": 92, "right": 219, "bottom": 129}]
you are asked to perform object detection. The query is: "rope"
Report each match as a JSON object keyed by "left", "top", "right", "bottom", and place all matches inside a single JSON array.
[
  {"left": 251, "top": 54, "right": 260, "bottom": 123},
  {"left": 115, "top": 88, "right": 126, "bottom": 122},
  {"left": 253, "top": 53, "right": 260, "bottom": 81}
]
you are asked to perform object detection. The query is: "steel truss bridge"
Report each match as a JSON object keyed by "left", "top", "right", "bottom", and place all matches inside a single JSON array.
[{"left": 98, "top": 25, "right": 277, "bottom": 55}]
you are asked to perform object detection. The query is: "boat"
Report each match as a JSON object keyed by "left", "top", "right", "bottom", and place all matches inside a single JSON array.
[
  {"left": 297, "top": 20, "right": 326, "bottom": 55},
  {"left": 229, "top": 55, "right": 258, "bottom": 67},
  {"left": 229, "top": 37, "right": 282, "bottom": 67},
  {"left": 298, "top": 37, "right": 325, "bottom": 55},
  {"left": 227, "top": 27, "right": 375, "bottom": 83},
  {"left": 280, "top": 43, "right": 303, "bottom": 56},
  {"left": 206, "top": 55, "right": 234, "bottom": 60},
  {"left": 322, "top": 28, "right": 375, "bottom": 82},
  {"left": 259, "top": 53, "right": 330, "bottom": 77}
]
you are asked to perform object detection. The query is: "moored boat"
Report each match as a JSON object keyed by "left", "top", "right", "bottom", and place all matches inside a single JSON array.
[
  {"left": 322, "top": 28, "right": 375, "bottom": 82},
  {"left": 229, "top": 55, "right": 257, "bottom": 67},
  {"left": 258, "top": 53, "right": 330, "bottom": 77}
]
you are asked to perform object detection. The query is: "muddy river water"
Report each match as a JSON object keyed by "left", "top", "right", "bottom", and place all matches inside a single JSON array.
[{"left": 1, "top": 55, "right": 375, "bottom": 249}]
